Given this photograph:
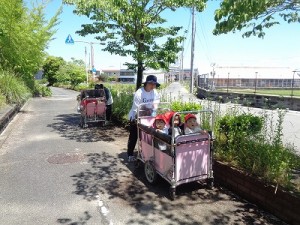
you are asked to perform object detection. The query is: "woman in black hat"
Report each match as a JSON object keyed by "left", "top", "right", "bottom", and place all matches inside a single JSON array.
[{"left": 127, "top": 75, "right": 161, "bottom": 162}]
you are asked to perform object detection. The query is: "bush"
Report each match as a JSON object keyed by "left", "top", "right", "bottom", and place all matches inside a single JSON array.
[
  {"left": 107, "top": 75, "right": 118, "bottom": 82},
  {"left": 0, "top": 70, "right": 31, "bottom": 104},
  {"left": 74, "top": 83, "right": 89, "bottom": 91},
  {"left": 170, "top": 100, "right": 202, "bottom": 112},
  {"left": 217, "top": 113, "right": 263, "bottom": 140},
  {"left": 214, "top": 109, "right": 299, "bottom": 191},
  {"left": 110, "top": 83, "right": 135, "bottom": 124},
  {"left": 33, "top": 81, "right": 52, "bottom": 97},
  {"left": 98, "top": 73, "right": 109, "bottom": 82},
  {"left": 0, "top": 94, "right": 6, "bottom": 109}
]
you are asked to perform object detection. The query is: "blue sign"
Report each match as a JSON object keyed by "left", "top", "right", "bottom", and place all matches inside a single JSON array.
[
  {"left": 92, "top": 67, "right": 97, "bottom": 73},
  {"left": 65, "top": 34, "right": 74, "bottom": 44}
]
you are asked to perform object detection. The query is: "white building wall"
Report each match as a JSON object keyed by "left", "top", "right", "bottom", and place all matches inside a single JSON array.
[{"left": 214, "top": 66, "right": 295, "bottom": 79}]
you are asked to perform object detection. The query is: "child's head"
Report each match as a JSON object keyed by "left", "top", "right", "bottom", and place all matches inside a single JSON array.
[
  {"left": 154, "top": 114, "right": 166, "bottom": 130},
  {"left": 173, "top": 114, "right": 181, "bottom": 126},
  {"left": 184, "top": 114, "right": 197, "bottom": 129},
  {"left": 165, "top": 111, "right": 181, "bottom": 127}
]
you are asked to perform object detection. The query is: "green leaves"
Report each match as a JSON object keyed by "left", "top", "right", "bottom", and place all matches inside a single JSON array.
[
  {"left": 171, "top": 100, "right": 202, "bottom": 112},
  {"left": 42, "top": 56, "right": 65, "bottom": 86},
  {"left": 0, "top": 0, "right": 61, "bottom": 90},
  {"left": 217, "top": 113, "right": 263, "bottom": 139},
  {"left": 0, "top": 70, "right": 31, "bottom": 105},
  {"left": 58, "top": 59, "right": 86, "bottom": 88},
  {"left": 213, "top": 0, "right": 300, "bottom": 38},
  {"left": 63, "top": 0, "right": 207, "bottom": 89}
]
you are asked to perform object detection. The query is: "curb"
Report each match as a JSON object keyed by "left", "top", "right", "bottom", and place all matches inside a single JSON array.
[
  {"left": 0, "top": 104, "right": 21, "bottom": 134},
  {"left": 214, "top": 160, "right": 300, "bottom": 225}
]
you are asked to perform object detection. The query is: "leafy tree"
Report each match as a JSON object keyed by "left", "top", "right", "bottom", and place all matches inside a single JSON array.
[
  {"left": 70, "top": 57, "right": 86, "bottom": 67},
  {"left": 57, "top": 59, "right": 86, "bottom": 88},
  {"left": 0, "top": 0, "right": 61, "bottom": 89},
  {"left": 42, "top": 56, "right": 65, "bottom": 86},
  {"left": 63, "top": 0, "right": 207, "bottom": 90},
  {"left": 98, "top": 73, "right": 109, "bottom": 82},
  {"left": 213, "top": 0, "right": 300, "bottom": 38}
]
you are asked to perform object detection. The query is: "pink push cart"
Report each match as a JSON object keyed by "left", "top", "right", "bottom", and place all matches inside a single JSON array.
[
  {"left": 78, "top": 89, "right": 106, "bottom": 128},
  {"left": 135, "top": 103, "right": 214, "bottom": 200}
]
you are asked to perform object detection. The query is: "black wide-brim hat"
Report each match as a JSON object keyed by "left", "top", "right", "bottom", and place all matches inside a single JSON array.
[{"left": 143, "top": 75, "right": 160, "bottom": 87}]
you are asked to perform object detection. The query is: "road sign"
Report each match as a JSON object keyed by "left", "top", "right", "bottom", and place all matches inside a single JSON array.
[{"left": 65, "top": 34, "right": 74, "bottom": 44}]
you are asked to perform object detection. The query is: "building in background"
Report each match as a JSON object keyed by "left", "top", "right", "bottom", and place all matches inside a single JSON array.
[
  {"left": 101, "top": 68, "right": 120, "bottom": 77},
  {"left": 167, "top": 68, "right": 199, "bottom": 82},
  {"left": 119, "top": 69, "right": 136, "bottom": 83},
  {"left": 100, "top": 68, "right": 166, "bottom": 84}
]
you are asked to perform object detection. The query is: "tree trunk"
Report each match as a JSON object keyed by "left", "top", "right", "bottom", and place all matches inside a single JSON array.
[
  {"left": 136, "top": 61, "right": 144, "bottom": 90},
  {"left": 136, "top": 34, "right": 145, "bottom": 90}
]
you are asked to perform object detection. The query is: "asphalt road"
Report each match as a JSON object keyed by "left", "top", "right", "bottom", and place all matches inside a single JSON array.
[{"left": 0, "top": 86, "right": 287, "bottom": 225}]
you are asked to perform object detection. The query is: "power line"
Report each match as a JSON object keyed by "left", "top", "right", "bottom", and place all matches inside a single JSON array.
[
  {"left": 182, "top": 8, "right": 192, "bottom": 67},
  {"left": 196, "top": 13, "right": 215, "bottom": 64}
]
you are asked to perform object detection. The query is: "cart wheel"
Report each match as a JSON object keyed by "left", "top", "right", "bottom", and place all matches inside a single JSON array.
[
  {"left": 207, "top": 178, "right": 214, "bottom": 189},
  {"left": 144, "top": 161, "right": 158, "bottom": 184},
  {"left": 133, "top": 160, "right": 143, "bottom": 176},
  {"left": 169, "top": 187, "right": 176, "bottom": 201},
  {"left": 134, "top": 159, "right": 142, "bottom": 169},
  {"left": 79, "top": 116, "right": 84, "bottom": 128}
]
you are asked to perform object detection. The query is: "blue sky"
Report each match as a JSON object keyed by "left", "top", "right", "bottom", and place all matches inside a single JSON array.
[{"left": 39, "top": 0, "right": 300, "bottom": 74}]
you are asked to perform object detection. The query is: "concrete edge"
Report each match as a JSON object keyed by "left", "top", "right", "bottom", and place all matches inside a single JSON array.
[
  {"left": 0, "top": 104, "right": 20, "bottom": 134},
  {"left": 0, "top": 98, "right": 29, "bottom": 135}
]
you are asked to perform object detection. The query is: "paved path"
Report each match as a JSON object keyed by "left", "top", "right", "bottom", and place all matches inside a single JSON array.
[{"left": 0, "top": 86, "right": 287, "bottom": 225}]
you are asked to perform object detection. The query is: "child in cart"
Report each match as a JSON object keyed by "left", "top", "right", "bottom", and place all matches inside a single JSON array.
[
  {"left": 184, "top": 113, "right": 207, "bottom": 135},
  {"left": 165, "top": 111, "right": 184, "bottom": 137},
  {"left": 153, "top": 114, "right": 169, "bottom": 151}
]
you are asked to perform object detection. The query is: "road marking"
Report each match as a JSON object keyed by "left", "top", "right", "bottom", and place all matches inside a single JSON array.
[{"left": 96, "top": 195, "right": 114, "bottom": 225}]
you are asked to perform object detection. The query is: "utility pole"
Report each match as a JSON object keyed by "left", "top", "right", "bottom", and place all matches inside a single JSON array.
[
  {"left": 65, "top": 34, "right": 105, "bottom": 84},
  {"left": 85, "top": 46, "right": 88, "bottom": 84},
  {"left": 211, "top": 63, "right": 216, "bottom": 90},
  {"left": 91, "top": 44, "right": 94, "bottom": 70},
  {"left": 227, "top": 72, "right": 230, "bottom": 93},
  {"left": 83, "top": 41, "right": 104, "bottom": 82},
  {"left": 291, "top": 70, "right": 300, "bottom": 99},
  {"left": 254, "top": 71, "right": 258, "bottom": 94},
  {"left": 190, "top": 7, "right": 196, "bottom": 94},
  {"left": 75, "top": 40, "right": 104, "bottom": 69},
  {"left": 180, "top": 45, "right": 184, "bottom": 82},
  {"left": 180, "top": 30, "right": 187, "bottom": 82}
]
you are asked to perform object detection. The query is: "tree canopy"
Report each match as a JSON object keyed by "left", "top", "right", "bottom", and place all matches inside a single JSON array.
[
  {"left": 213, "top": 0, "right": 300, "bottom": 38},
  {"left": 63, "top": 0, "right": 207, "bottom": 89},
  {"left": 43, "top": 56, "right": 65, "bottom": 86},
  {"left": 57, "top": 58, "right": 86, "bottom": 88},
  {"left": 0, "top": 0, "right": 61, "bottom": 88}
]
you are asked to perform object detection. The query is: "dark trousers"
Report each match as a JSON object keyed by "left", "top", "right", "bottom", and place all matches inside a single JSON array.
[
  {"left": 127, "top": 120, "right": 138, "bottom": 157},
  {"left": 106, "top": 104, "right": 112, "bottom": 121}
]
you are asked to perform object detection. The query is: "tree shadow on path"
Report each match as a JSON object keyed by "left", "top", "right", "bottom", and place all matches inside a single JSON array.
[
  {"left": 47, "top": 113, "right": 128, "bottom": 142},
  {"left": 69, "top": 151, "right": 285, "bottom": 225}
]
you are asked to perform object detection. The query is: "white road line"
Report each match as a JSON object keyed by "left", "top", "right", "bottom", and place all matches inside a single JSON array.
[{"left": 97, "top": 195, "right": 114, "bottom": 225}]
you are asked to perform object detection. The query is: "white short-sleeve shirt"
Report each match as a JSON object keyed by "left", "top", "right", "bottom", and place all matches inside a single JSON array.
[{"left": 128, "top": 87, "right": 160, "bottom": 120}]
